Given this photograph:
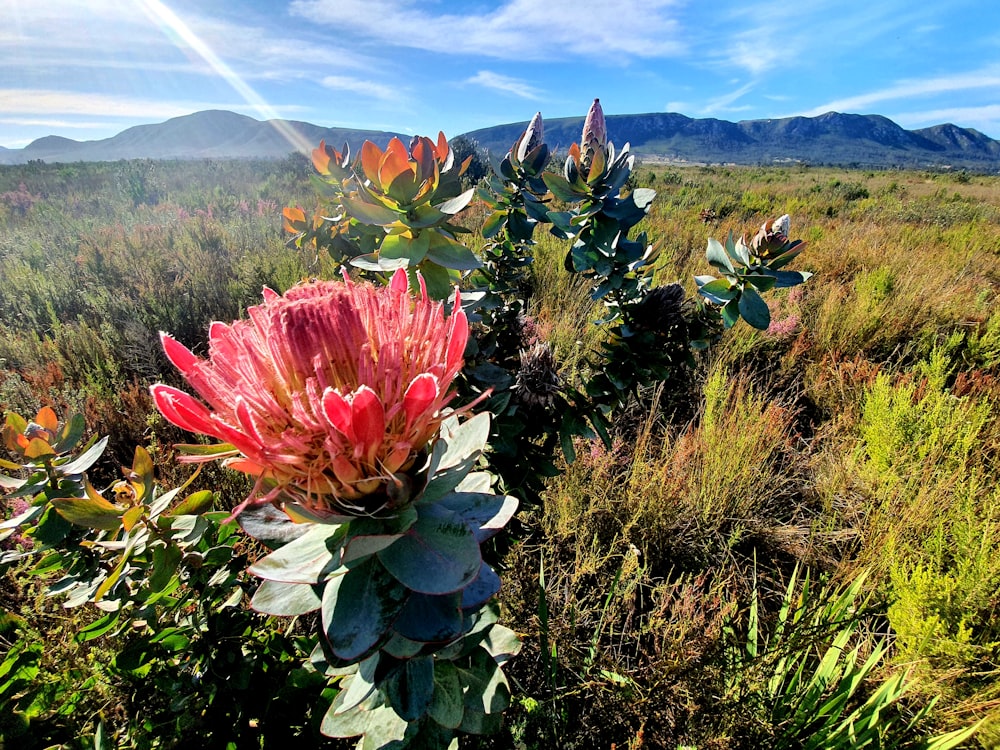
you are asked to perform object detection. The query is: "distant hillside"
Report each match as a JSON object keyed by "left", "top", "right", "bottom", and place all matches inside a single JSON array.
[
  {"left": 3, "top": 109, "right": 999, "bottom": 171},
  {"left": 0, "top": 110, "right": 405, "bottom": 164},
  {"left": 465, "top": 111, "right": 1000, "bottom": 172}
]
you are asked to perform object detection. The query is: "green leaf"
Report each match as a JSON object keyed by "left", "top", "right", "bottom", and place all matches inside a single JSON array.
[
  {"left": 386, "top": 655, "right": 435, "bottom": 721},
  {"left": 250, "top": 579, "right": 323, "bottom": 616},
  {"left": 721, "top": 297, "right": 741, "bottom": 328},
  {"left": 57, "top": 436, "right": 109, "bottom": 475},
  {"left": 50, "top": 495, "right": 121, "bottom": 531},
  {"left": 417, "top": 260, "right": 456, "bottom": 300},
  {"left": 321, "top": 555, "right": 407, "bottom": 660},
  {"left": 165, "top": 490, "right": 215, "bottom": 516},
  {"left": 436, "top": 492, "right": 518, "bottom": 543},
  {"left": 481, "top": 210, "right": 505, "bottom": 240},
  {"left": 542, "top": 172, "right": 586, "bottom": 203},
  {"left": 738, "top": 286, "right": 771, "bottom": 330},
  {"left": 706, "top": 237, "right": 735, "bottom": 274},
  {"left": 130, "top": 445, "right": 154, "bottom": 502},
  {"left": 478, "top": 624, "right": 522, "bottom": 663},
  {"left": 437, "top": 187, "right": 475, "bottom": 215},
  {"left": 379, "top": 231, "right": 428, "bottom": 266},
  {"left": 460, "top": 648, "right": 510, "bottom": 715},
  {"left": 743, "top": 273, "right": 778, "bottom": 293},
  {"left": 422, "top": 413, "right": 491, "bottom": 503},
  {"left": 321, "top": 700, "right": 407, "bottom": 742},
  {"left": 342, "top": 194, "right": 401, "bottom": 226},
  {"left": 53, "top": 412, "right": 85, "bottom": 453},
  {"left": 248, "top": 524, "right": 345, "bottom": 584},
  {"left": 429, "top": 661, "right": 464, "bottom": 729},
  {"left": 697, "top": 277, "right": 738, "bottom": 304},
  {"left": 425, "top": 234, "right": 483, "bottom": 271},
  {"left": 378, "top": 503, "right": 482, "bottom": 595},
  {"left": 238, "top": 503, "right": 316, "bottom": 547},
  {"left": 767, "top": 269, "right": 813, "bottom": 288},
  {"left": 148, "top": 543, "right": 181, "bottom": 593}
]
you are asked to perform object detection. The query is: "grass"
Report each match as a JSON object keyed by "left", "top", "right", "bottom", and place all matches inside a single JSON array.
[{"left": 3, "top": 158, "right": 1000, "bottom": 747}]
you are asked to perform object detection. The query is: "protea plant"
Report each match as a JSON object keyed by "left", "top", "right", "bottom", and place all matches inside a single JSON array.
[
  {"left": 151, "top": 269, "right": 520, "bottom": 747},
  {"left": 695, "top": 214, "right": 811, "bottom": 333}
]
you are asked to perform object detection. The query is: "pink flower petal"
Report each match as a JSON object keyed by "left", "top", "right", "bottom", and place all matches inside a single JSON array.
[
  {"left": 446, "top": 306, "right": 468, "bottom": 372},
  {"left": 350, "top": 386, "right": 386, "bottom": 457},
  {"left": 321, "top": 388, "right": 354, "bottom": 439},
  {"left": 160, "top": 333, "right": 199, "bottom": 374},
  {"left": 150, "top": 384, "right": 217, "bottom": 435},
  {"left": 403, "top": 373, "right": 438, "bottom": 429},
  {"left": 390, "top": 267, "right": 409, "bottom": 293}
]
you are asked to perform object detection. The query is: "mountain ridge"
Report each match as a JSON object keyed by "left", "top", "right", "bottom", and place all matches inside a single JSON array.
[{"left": 2, "top": 108, "right": 998, "bottom": 171}]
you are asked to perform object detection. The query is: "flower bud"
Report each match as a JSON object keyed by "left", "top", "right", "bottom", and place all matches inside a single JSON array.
[
  {"left": 580, "top": 98, "right": 607, "bottom": 176},
  {"left": 515, "top": 112, "right": 544, "bottom": 164}
]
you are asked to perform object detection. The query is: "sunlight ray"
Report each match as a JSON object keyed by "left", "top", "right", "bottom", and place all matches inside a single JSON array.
[{"left": 135, "top": 0, "right": 315, "bottom": 155}]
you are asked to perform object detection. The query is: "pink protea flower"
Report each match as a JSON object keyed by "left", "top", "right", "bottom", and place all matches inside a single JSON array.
[{"left": 150, "top": 269, "right": 470, "bottom": 517}]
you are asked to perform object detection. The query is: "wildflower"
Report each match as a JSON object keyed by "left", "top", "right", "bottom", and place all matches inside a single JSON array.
[
  {"left": 513, "top": 342, "right": 561, "bottom": 408},
  {"left": 151, "top": 269, "right": 470, "bottom": 517}
]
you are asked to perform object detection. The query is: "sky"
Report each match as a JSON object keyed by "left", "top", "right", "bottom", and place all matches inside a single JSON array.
[{"left": 2, "top": 0, "right": 1000, "bottom": 151}]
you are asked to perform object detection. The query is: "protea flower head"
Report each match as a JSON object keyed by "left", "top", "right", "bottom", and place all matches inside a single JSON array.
[
  {"left": 579, "top": 98, "right": 607, "bottom": 177},
  {"left": 513, "top": 342, "right": 561, "bottom": 409},
  {"left": 630, "top": 282, "right": 689, "bottom": 338},
  {"left": 150, "top": 269, "right": 471, "bottom": 518},
  {"left": 513, "top": 111, "right": 544, "bottom": 165},
  {"left": 750, "top": 214, "right": 792, "bottom": 259}
]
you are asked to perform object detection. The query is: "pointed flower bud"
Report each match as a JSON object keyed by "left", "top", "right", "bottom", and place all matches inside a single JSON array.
[
  {"left": 515, "top": 112, "right": 544, "bottom": 164},
  {"left": 580, "top": 98, "right": 607, "bottom": 177}
]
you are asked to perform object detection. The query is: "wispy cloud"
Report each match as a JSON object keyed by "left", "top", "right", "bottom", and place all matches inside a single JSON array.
[
  {"left": 890, "top": 104, "right": 1000, "bottom": 132},
  {"left": 320, "top": 75, "right": 398, "bottom": 101},
  {"left": 465, "top": 71, "right": 542, "bottom": 100},
  {"left": 802, "top": 69, "right": 1000, "bottom": 115},
  {"left": 0, "top": 0, "right": 373, "bottom": 81},
  {"left": 0, "top": 89, "right": 302, "bottom": 120},
  {"left": 290, "top": 0, "right": 687, "bottom": 61},
  {"left": 696, "top": 82, "right": 756, "bottom": 115},
  {"left": 711, "top": 0, "right": 938, "bottom": 77},
  {"left": 0, "top": 117, "right": 111, "bottom": 130}
]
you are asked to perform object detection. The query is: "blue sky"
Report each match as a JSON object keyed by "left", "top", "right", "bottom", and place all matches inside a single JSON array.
[{"left": 2, "top": 0, "right": 999, "bottom": 150}]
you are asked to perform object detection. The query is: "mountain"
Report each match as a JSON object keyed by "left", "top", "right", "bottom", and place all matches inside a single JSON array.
[
  {"left": 0, "top": 110, "right": 406, "bottom": 164},
  {"left": 2, "top": 109, "right": 999, "bottom": 171},
  {"left": 465, "top": 111, "right": 1000, "bottom": 171}
]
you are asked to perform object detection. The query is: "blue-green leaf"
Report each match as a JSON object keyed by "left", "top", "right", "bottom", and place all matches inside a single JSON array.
[
  {"left": 250, "top": 579, "right": 322, "bottom": 616},
  {"left": 321, "top": 556, "right": 406, "bottom": 660},
  {"left": 706, "top": 237, "right": 735, "bottom": 274},
  {"left": 386, "top": 655, "right": 435, "bottom": 722},
  {"left": 247, "top": 524, "right": 344, "bottom": 584},
  {"left": 393, "top": 591, "right": 464, "bottom": 643},
  {"left": 429, "top": 661, "right": 464, "bottom": 729},
  {"left": 378, "top": 503, "right": 481, "bottom": 595},
  {"left": 738, "top": 286, "right": 771, "bottom": 330}
]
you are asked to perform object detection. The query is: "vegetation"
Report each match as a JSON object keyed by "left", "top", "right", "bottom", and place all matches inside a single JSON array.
[{"left": 2, "top": 113, "right": 1000, "bottom": 749}]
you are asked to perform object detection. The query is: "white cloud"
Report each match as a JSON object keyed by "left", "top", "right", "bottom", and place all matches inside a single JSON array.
[
  {"left": 802, "top": 69, "right": 1000, "bottom": 116},
  {"left": 0, "top": 117, "right": 110, "bottom": 129},
  {"left": 0, "top": 89, "right": 303, "bottom": 120},
  {"left": 465, "top": 71, "right": 542, "bottom": 100},
  {"left": 290, "top": 0, "right": 687, "bottom": 61},
  {"left": 697, "top": 82, "right": 756, "bottom": 115},
  {"left": 320, "top": 76, "right": 398, "bottom": 101},
  {"left": 890, "top": 104, "right": 1000, "bottom": 134}
]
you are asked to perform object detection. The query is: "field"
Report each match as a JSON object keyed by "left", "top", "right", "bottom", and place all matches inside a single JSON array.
[{"left": 2, "top": 154, "right": 1000, "bottom": 749}]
